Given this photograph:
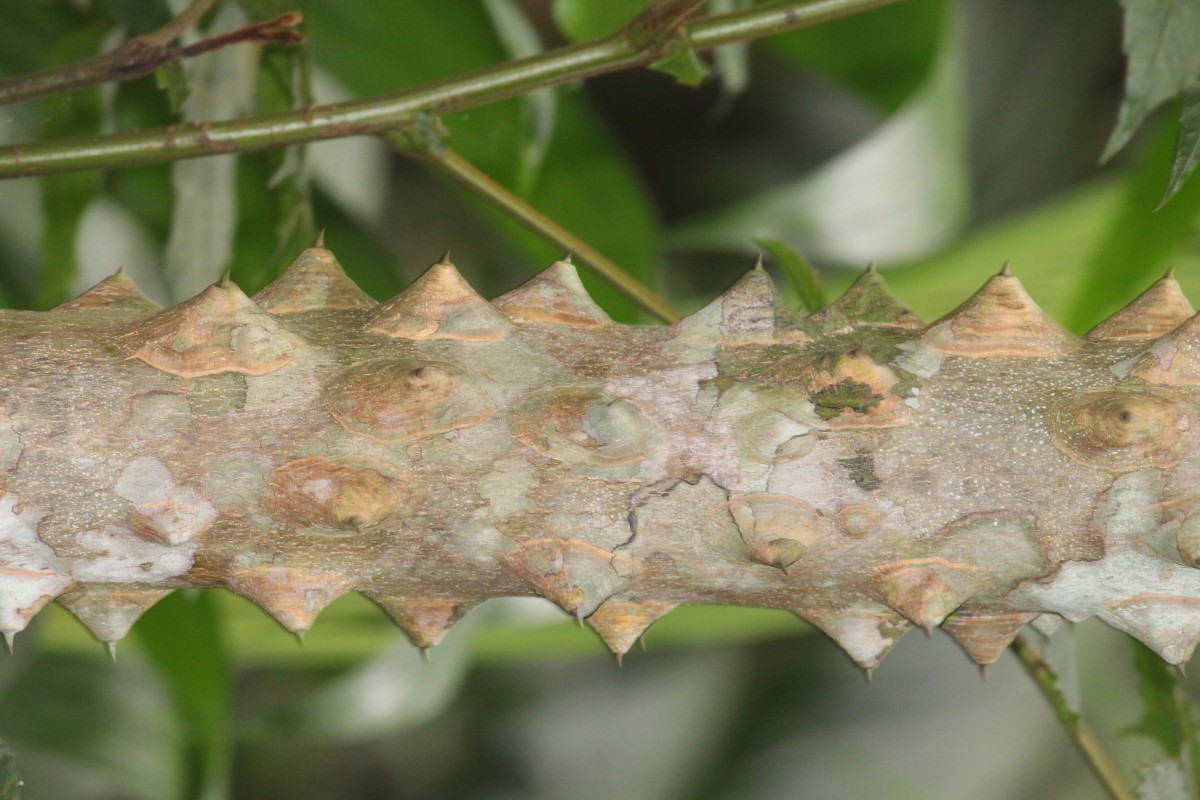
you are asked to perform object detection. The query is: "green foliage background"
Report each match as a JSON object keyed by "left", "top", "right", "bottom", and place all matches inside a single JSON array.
[{"left": 2, "top": 1, "right": 1200, "bottom": 798}]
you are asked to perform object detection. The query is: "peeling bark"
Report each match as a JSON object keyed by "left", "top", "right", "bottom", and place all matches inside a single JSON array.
[{"left": 2, "top": 241, "right": 1199, "bottom": 672}]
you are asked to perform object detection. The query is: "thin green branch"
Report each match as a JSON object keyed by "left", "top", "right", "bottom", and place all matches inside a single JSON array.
[
  {"left": 0, "top": 4, "right": 305, "bottom": 109},
  {"left": 398, "top": 138, "right": 681, "bottom": 323},
  {"left": 0, "top": 0, "right": 901, "bottom": 179},
  {"left": 1010, "top": 635, "right": 1137, "bottom": 800},
  {"left": 0, "top": 0, "right": 217, "bottom": 107}
]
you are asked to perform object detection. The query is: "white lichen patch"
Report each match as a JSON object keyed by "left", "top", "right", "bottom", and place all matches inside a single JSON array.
[
  {"left": 0, "top": 492, "right": 72, "bottom": 631},
  {"left": 1014, "top": 468, "right": 1200, "bottom": 661},
  {"left": 115, "top": 456, "right": 218, "bottom": 545},
  {"left": 71, "top": 525, "right": 197, "bottom": 583}
]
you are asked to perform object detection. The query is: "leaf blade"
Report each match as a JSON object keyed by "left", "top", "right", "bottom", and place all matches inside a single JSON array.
[
  {"left": 755, "top": 237, "right": 826, "bottom": 311},
  {"left": 1103, "top": 0, "right": 1200, "bottom": 161},
  {"left": 0, "top": 739, "right": 21, "bottom": 800},
  {"left": 1160, "top": 90, "right": 1200, "bottom": 205}
]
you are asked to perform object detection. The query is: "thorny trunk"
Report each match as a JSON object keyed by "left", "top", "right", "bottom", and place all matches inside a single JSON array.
[{"left": 1, "top": 239, "right": 1198, "bottom": 672}]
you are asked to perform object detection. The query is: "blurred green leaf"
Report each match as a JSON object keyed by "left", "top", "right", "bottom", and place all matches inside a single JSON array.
[
  {"left": 230, "top": 0, "right": 315, "bottom": 292},
  {"left": 670, "top": 11, "right": 967, "bottom": 267},
  {"left": 135, "top": 591, "right": 231, "bottom": 800},
  {"left": 766, "top": 0, "right": 946, "bottom": 112},
  {"left": 244, "top": 631, "right": 473, "bottom": 743},
  {"left": 708, "top": 0, "right": 752, "bottom": 98},
  {"left": 551, "top": 0, "right": 650, "bottom": 42},
  {"left": 35, "top": 23, "right": 109, "bottom": 308},
  {"left": 1104, "top": 0, "right": 1200, "bottom": 162},
  {"left": 650, "top": 34, "right": 710, "bottom": 86},
  {"left": 0, "top": 739, "right": 21, "bottom": 800},
  {"left": 481, "top": 0, "right": 557, "bottom": 195},
  {"left": 1123, "top": 642, "right": 1200, "bottom": 782},
  {"left": 308, "top": 0, "right": 520, "bottom": 185},
  {"left": 309, "top": 0, "right": 658, "bottom": 320},
  {"left": 163, "top": 3, "right": 260, "bottom": 299},
  {"left": 466, "top": 89, "right": 661, "bottom": 322},
  {"left": 99, "top": 0, "right": 172, "bottom": 35},
  {"left": 0, "top": 1, "right": 82, "bottom": 78},
  {"left": 472, "top": 604, "right": 808, "bottom": 664},
  {"left": 0, "top": 648, "right": 184, "bottom": 800},
  {"left": 1162, "top": 91, "right": 1200, "bottom": 205},
  {"left": 755, "top": 237, "right": 825, "bottom": 311},
  {"left": 1067, "top": 113, "right": 1200, "bottom": 333},
  {"left": 153, "top": 59, "right": 191, "bottom": 113}
]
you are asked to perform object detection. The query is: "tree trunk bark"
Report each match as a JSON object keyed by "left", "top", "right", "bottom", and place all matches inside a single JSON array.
[{"left": 2, "top": 242, "right": 1197, "bottom": 671}]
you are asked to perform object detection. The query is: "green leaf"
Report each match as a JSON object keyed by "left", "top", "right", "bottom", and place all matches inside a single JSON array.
[
  {"left": 35, "top": 23, "right": 109, "bottom": 308},
  {"left": 244, "top": 632, "right": 473, "bottom": 743},
  {"left": 229, "top": 0, "right": 315, "bottom": 292},
  {"left": 766, "top": 0, "right": 947, "bottom": 112},
  {"left": 0, "top": 647, "right": 185, "bottom": 800},
  {"left": 670, "top": 11, "right": 967, "bottom": 267},
  {"left": 468, "top": 90, "right": 661, "bottom": 323},
  {"left": 0, "top": 1, "right": 82, "bottom": 77},
  {"left": 481, "top": 0, "right": 558, "bottom": 194},
  {"left": 153, "top": 59, "right": 191, "bottom": 113},
  {"left": 99, "top": 0, "right": 171, "bottom": 35},
  {"left": 1161, "top": 90, "right": 1200, "bottom": 204},
  {"left": 308, "top": 0, "right": 522, "bottom": 186},
  {"left": 650, "top": 34, "right": 710, "bottom": 87},
  {"left": 1067, "top": 112, "right": 1200, "bottom": 333},
  {"left": 1104, "top": 0, "right": 1200, "bottom": 161},
  {"left": 551, "top": 0, "right": 651, "bottom": 42},
  {"left": 755, "top": 238, "right": 825, "bottom": 311},
  {"left": 1125, "top": 641, "right": 1186, "bottom": 754},
  {"left": 0, "top": 739, "right": 21, "bottom": 800},
  {"left": 707, "top": 0, "right": 752, "bottom": 97},
  {"left": 1123, "top": 640, "right": 1200, "bottom": 800},
  {"left": 163, "top": 3, "right": 258, "bottom": 299},
  {"left": 308, "top": 0, "right": 658, "bottom": 321},
  {"left": 134, "top": 591, "right": 232, "bottom": 800}
]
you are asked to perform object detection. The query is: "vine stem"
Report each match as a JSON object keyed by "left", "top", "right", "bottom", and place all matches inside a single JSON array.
[
  {"left": 1010, "top": 635, "right": 1138, "bottom": 800},
  {"left": 0, "top": 0, "right": 901, "bottom": 180},
  {"left": 0, "top": 0, "right": 219, "bottom": 107},
  {"left": 399, "top": 139, "right": 682, "bottom": 323},
  {"left": 0, "top": 4, "right": 305, "bottom": 109}
]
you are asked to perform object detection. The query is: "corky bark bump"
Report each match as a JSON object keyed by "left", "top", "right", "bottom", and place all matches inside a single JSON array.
[{"left": 1, "top": 240, "right": 1198, "bottom": 671}]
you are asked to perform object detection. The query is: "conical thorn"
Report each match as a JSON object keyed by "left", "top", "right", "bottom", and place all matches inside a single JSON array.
[{"left": 105, "top": 641, "right": 118, "bottom": 662}]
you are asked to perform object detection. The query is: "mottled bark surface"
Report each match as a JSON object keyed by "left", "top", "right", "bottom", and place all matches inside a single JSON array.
[{"left": 2, "top": 241, "right": 1198, "bottom": 671}]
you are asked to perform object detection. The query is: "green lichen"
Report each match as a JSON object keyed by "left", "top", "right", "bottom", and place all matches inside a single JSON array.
[
  {"left": 812, "top": 379, "right": 882, "bottom": 420},
  {"left": 0, "top": 738, "right": 22, "bottom": 800},
  {"left": 838, "top": 454, "right": 880, "bottom": 491}
]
